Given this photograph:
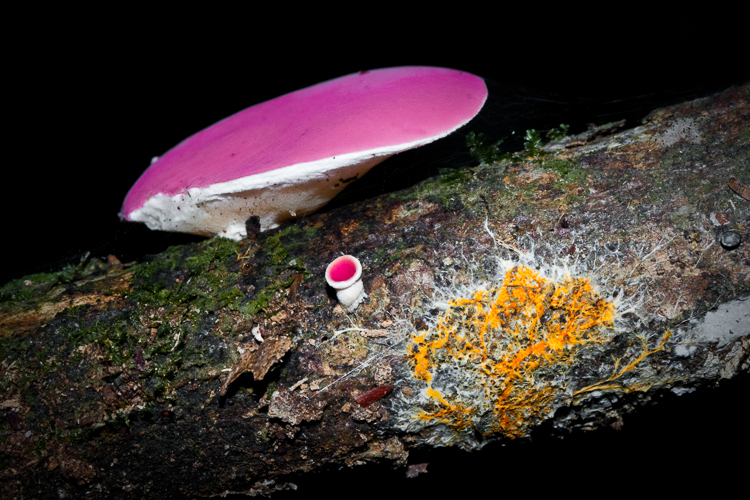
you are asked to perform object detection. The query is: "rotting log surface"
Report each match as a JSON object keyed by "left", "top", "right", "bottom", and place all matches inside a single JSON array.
[{"left": 2, "top": 84, "right": 749, "bottom": 499}]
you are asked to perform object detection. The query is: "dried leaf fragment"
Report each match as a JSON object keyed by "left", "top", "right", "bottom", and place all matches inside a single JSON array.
[
  {"left": 729, "top": 177, "right": 750, "bottom": 201},
  {"left": 406, "top": 463, "right": 429, "bottom": 478},
  {"left": 220, "top": 337, "right": 292, "bottom": 395},
  {"left": 268, "top": 388, "right": 327, "bottom": 425}
]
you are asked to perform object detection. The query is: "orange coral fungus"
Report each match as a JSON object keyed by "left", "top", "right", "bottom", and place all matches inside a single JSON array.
[{"left": 407, "top": 264, "right": 616, "bottom": 438}]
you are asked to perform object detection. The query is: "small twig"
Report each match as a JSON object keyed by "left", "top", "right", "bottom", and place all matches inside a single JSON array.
[
  {"left": 693, "top": 240, "right": 715, "bottom": 269},
  {"left": 289, "top": 377, "right": 308, "bottom": 391}
]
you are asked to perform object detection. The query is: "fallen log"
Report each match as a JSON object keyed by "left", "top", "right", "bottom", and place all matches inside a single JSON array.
[{"left": 2, "top": 83, "right": 748, "bottom": 499}]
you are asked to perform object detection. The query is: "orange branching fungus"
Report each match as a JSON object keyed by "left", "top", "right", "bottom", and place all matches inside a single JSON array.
[{"left": 406, "top": 264, "right": 616, "bottom": 438}]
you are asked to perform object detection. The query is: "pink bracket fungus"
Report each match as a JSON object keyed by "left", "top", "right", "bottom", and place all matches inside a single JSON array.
[
  {"left": 120, "top": 66, "right": 488, "bottom": 240},
  {"left": 325, "top": 255, "right": 366, "bottom": 312}
]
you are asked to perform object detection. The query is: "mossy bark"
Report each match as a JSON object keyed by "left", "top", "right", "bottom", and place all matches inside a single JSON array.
[{"left": 2, "top": 84, "right": 749, "bottom": 499}]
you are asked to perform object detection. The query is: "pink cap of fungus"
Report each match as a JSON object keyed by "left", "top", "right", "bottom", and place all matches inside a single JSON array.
[
  {"left": 326, "top": 255, "right": 366, "bottom": 312},
  {"left": 120, "top": 66, "right": 488, "bottom": 240}
]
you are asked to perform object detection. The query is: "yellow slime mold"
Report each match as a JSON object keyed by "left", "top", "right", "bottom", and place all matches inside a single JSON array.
[{"left": 407, "top": 264, "right": 616, "bottom": 438}]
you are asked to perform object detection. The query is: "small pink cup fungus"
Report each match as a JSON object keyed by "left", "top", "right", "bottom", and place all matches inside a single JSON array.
[
  {"left": 120, "top": 66, "right": 487, "bottom": 240},
  {"left": 325, "top": 255, "right": 366, "bottom": 312}
]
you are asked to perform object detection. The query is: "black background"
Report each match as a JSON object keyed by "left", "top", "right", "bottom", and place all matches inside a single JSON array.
[{"left": 5, "top": 9, "right": 748, "bottom": 498}]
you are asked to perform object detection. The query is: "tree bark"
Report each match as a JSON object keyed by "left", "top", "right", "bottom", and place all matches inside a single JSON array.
[{"left": 2, "top": 84, "right": 749, "bottom": 499}]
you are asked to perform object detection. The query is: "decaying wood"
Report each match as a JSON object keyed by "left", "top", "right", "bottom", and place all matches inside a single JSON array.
[{"left": 2, "top": 84, "right": 749, "bottom": 499}]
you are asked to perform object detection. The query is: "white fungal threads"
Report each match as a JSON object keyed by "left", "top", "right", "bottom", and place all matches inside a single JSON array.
[{"left": 325, "top": 255, "right": 367, "bottom": 312}]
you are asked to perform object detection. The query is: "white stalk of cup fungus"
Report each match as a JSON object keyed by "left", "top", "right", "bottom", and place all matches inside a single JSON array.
[{"left": 325, "top": 255, "right": 367, "bottom": 312}]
